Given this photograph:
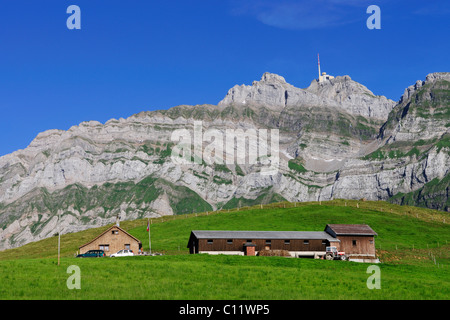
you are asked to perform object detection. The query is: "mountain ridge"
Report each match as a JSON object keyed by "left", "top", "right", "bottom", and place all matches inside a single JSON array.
[{"left": 219, "top": 72, "right": 396, "bottom": 119}]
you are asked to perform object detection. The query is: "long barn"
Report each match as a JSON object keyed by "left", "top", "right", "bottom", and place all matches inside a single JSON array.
[{"left": 187, "top": 224, "right": 378, "bottom": 262}]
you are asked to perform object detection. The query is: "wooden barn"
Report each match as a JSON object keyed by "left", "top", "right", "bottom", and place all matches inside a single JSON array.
[
  {"left": 187, "top": 224, "right": 378, "bottom": 262},
  {"left": 324, "top": 224, "right": 378, "bottom": 261},
  {"left": 187, "top": 230, "right": 339, "bottom": 257},
  {"left": 79, "top": 225, "right": 142, "bottom": 256}
]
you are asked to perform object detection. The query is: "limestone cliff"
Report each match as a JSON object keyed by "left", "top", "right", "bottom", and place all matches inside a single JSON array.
[{"left": 219, "top": 72, "right": 395, "bottom": 120}]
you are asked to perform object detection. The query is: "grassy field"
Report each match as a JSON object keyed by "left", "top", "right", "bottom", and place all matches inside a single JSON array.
[
  {"left": 0, "top": 200, "right": 449, "bottom": 300},
  {"left": 0, "top": 254, "right": 448, "bottom": 300}
]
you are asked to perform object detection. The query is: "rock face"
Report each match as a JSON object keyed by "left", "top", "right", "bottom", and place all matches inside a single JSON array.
[
  {"left": 219, "top": 72, "right": 396, "bottom": 120},
  {"left": 0, "top": 72, "right": 449, "bottom": 250},
  {"left": 306, "top": 75, "right": 395, "bottom": 119}
]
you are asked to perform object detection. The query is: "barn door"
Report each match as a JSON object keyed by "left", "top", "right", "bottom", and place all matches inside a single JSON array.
[{"left": 193, "top": 240, "right": 199, "bottom": 254}]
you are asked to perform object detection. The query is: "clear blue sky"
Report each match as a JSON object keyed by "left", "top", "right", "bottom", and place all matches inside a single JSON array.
[{"left": 0, "top": 0, "right": 449, "bottom": 156}]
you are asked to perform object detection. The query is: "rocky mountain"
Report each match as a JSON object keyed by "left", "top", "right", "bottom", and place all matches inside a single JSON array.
[
  {"left": 219, "top": 72, "right": 395, "bottom": 119},
  {"left": 0, "top": 72, "right": 448, "bottom": 250}
]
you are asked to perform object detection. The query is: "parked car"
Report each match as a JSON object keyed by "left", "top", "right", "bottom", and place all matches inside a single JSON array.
[
  {"left": 110, "top": 249, "right": 134, "bottom": 257},
  {"left": 77, "top": 250, "right": 105, "bottom": 258}
]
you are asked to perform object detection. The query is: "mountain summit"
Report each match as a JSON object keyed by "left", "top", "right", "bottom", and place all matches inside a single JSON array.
[{"left": 219, "top": 72, "right": 395, "bottom": 120}]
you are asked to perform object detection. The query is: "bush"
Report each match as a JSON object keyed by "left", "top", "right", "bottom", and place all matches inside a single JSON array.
[{"left": 288, "top": 160, "right": 307, "bottom": 173}]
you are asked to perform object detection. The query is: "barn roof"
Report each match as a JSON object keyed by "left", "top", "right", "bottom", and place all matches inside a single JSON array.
[
  {"left": 325, "top": 224, "right": 377, "bottom": 236},
  {"left": 189, "top": 230, "right": 339, "bottom": 241}
]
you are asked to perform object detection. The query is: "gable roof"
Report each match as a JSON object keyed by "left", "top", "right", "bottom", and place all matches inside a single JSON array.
[
  {"left": 325, "top": 224, "right": 377, "bottom": 236},
  {"left": 79, "top": 225, "right": 142, "bottom": 249}
]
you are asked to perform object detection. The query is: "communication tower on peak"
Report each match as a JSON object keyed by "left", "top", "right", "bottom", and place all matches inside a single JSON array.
[{"left": 317, "top": 54, "right": 334, "bottom": 83}]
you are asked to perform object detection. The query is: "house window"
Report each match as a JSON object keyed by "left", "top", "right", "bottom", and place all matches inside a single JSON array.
[
  {"left": 352, "top": 240, "right": 357, "bottom": 246},
  {"left": 265, "top": 240, "right": 271, "bottom": 245},
  {"left": 112, "top": 230, "right": 118, "bottom": 235},
  {"left": 322, "top": 240, "right": 327, "bottom": 245},
  {"left": 304, "top": 240, "right": 309, "bottom": 245},
  {"left": 207, "top": 239, "right": 213, "bottom": 244},
  {"left": 227, "top": 239, "right": 233, "bottom": 244},
  {"left": 125, "top": 244, "right": 130, "bottom": 250},
  {"left": 284, "top": 240, "right": 290, "bottom": 245},
  {"left": 369, "top": 240, "right": 374, "bottom": 244},
  {"left": 246, "top": 240, "right": 252, "bottom": 243},
  {"left": 99, "top": 244, "right": 109, "bottom": 251}
]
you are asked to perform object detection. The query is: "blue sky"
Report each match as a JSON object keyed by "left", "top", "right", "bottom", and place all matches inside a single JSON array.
[{"left": 0, "top": 0, "right": 449, "bottom": 156}]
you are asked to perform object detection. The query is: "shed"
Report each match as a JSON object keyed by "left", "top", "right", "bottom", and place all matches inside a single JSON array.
[{"left": 324, "top": 224, "right": 378, "bottom": 258}]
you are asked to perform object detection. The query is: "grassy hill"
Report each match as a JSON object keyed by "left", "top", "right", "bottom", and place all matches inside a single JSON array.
[{"left": 0, "top": 200, "right": 448, "bottom": 299}]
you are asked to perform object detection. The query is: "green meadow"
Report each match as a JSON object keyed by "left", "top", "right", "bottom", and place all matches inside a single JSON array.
[{"left": 0, "top": 200, "right": 448, "bottom": 300}]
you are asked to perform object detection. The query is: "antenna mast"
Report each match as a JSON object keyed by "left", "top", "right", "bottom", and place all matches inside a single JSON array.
[{"left": 318, "top": 53, "right": 321, "bottom": 79}]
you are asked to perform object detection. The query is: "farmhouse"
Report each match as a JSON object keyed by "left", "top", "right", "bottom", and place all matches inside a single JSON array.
[
  {"left": 187, "top": 224, "right": 378, "bottom": 262},
  {"left": 79, "top": 225, "right": 142, "bottom": 256}
]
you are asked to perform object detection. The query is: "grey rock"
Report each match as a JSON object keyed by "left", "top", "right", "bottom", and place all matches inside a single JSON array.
[{"left": 219, "top": 72, "right": 396, "bottom": 120}]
